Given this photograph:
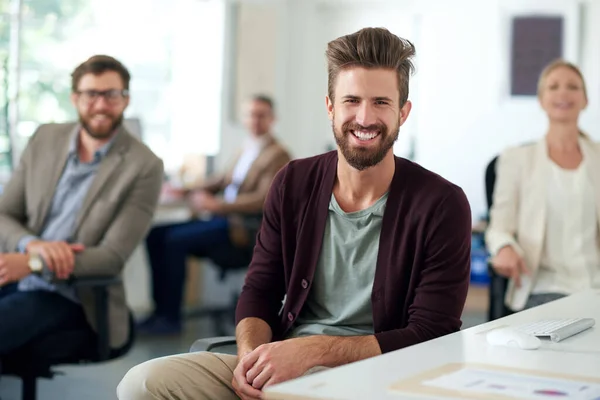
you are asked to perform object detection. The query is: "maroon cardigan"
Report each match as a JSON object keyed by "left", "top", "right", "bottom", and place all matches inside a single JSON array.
[{"left": 235, "top": 151, "right": 472, "bottom": 354}]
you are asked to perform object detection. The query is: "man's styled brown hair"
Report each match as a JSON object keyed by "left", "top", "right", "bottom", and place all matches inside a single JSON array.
[
  {"left": 252, "top": 94, "right": 275, "bottom": 114},
  {"left": 71, "top": 55, "right": 131, "bottom": 92},
  {"left": 326, "top": 27, "right": 415, "bottom": 106}
]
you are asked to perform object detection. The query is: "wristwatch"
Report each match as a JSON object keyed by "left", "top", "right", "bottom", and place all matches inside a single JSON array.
[{"left": 28, "top": 252, "right": 43, "bottom": 274}]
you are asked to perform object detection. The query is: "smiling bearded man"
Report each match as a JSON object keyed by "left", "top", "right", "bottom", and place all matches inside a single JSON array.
[{"left": 117, "top": 27, "right": 472, "bottom": 400}]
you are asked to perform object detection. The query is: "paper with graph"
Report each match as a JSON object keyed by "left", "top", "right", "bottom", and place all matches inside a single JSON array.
[
  {"left": 389, "top": 363, "right": 600, "bottom": 400},
  {"left": 423, "top": 367, "right": 600, "bottom": 399}
]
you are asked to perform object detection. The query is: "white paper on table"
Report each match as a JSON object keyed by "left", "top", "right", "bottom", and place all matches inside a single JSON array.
[{"left": 423, "top": 367, "right": 600, "bottom": 399}]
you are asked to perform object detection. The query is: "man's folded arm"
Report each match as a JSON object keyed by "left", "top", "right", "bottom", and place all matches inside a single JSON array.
[
  {"left": 235, "top": 317, "right": 273, "bottom": 358},
  {"left": 0, "top": 130, "right": 41, "bottom": 251},
  {"left": 196, "top": 173, "right": 226, "bottom": 194},
  {"left": 375, "top": 187, "right": 472, "bottom": 353},
  {"left": 71, "top": 159, "right": 164, "bottom": 278},
  {"left": 235, "top": 167, "right": 287, "bottom": 336}
]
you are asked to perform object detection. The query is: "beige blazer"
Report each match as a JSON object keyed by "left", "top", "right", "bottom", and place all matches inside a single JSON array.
[
  {"left": 485, "top": 136, "right": 600, "bottom": 311},
  {"left": 0, "top": 122, "right": 164, "bottom": 348},
  {"left": 201, "top": 136, "right": 291, "bottom": 247}
]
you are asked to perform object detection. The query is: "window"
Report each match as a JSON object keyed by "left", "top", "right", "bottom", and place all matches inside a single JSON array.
[
  {"left": 4, "top": 0, "right": 226, "bottom": 173},
  {"left": 0, "top": 2, "right": 14, "bottom": 180}
]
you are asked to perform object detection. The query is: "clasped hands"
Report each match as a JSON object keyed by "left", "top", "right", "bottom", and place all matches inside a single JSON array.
[
  {"left": 161, "top": 182, "right": 221, "bottom": 213},
  {"left": 0, "top": 240, "right": 85, "bottom": 286},
  {"left": 188, "top": 190, "right": 221, "bottom": 213},
  {"left": 27, "top": 240, "right": 85, "bottom": 279},
  {"left": 232, "top": 338, "right": 320, "bottom": 400},
  {"left": 0, "top": 253, "right": 29, "bottom": 286}
]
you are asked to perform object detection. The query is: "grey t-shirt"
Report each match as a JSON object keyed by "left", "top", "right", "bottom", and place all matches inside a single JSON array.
[{"left": 287, "top": 192, "right": 388, "bottom": 338}]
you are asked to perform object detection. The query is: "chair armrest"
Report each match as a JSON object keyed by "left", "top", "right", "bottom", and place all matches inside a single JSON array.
[
  {"left": 72, "top": 276, "right": 122, "bottom": 361},
  {"left": 190, "top": 336, "right": 237, "bottom": 353},
  {"left": 487, "top": 264, "right": 511, "bottom": 321}
]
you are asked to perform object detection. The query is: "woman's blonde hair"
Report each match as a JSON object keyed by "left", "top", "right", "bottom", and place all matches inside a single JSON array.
[{"left": 537, "top": 59, "right": 588, "bottom": 101}]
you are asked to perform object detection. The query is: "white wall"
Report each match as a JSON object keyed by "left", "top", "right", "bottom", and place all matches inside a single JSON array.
[
  {"left": 411, "top": 0, "right": 600, "bottom": 219},
  {"left": 219, "top": 0, "right": 600, "bottom": 219},
  {"left": 218, "top": 1, "right": 289, "bottom": 169}
]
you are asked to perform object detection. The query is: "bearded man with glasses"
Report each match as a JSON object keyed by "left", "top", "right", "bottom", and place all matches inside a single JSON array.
[{"left": 0, "top": 55, "right": 163, "bottom": 376}]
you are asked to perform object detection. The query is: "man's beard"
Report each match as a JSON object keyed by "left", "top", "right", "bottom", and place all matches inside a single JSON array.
[
  {"left": 333, "top": 119, "right": 399, "bottom": 171},
  {"left": 79, "top": 113, "right": 123, "bottom": 140}
]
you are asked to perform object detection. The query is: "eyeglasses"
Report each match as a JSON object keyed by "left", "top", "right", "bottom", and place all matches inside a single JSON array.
[{"left": 76, "top": 89, "right": 129, "bottom": 105}]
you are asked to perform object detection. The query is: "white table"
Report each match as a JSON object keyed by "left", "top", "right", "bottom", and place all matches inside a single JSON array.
[
  {"left": 265, "top": 289, "right": 600, "bottom": 400},
  {"left": 152, "top": 200, "right": 192, "bottom": 225}
]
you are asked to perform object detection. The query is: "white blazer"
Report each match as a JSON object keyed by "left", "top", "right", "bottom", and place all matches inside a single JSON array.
[{"left": 485, "top": 136, "right": 600, "bottom": 311}]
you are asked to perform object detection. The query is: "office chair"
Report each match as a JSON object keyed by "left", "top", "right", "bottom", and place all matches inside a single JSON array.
[
  {"left": 1, "top": 277, "right": 135, "bottom": 400},
  {"left": 190, "top": 336, "right": 238, "bottom": 355},
  {"left": 484, "top": 155, "right": 514, "bottom": 321},
  {"left": 185, "top": 238, "right": 255, "bottom": 337}
]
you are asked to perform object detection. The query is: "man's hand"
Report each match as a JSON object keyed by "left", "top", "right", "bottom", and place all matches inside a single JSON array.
[
  {"left": 26, "top": 240, "right": 85, "bottom": 280},
  {"left": 237, "top": 339, "right": 318, "bottom": 394},
  {"left": 159, "top": 182, "right": 186, "bottom": 203},
  {"left": 232, "top": 317, "right": 274, "bottom": 399},
  {"left": 492, "top": 245, "right": 530, "bottom": 287},
  {"left": 232, "top": 347, "right": 263, "bottom": 400},
  {"left": 0, "top": 253, "right": 31, "bottom": 286},
  {"left": 188, "top": 190, "right": 221, "bottom": 213}
]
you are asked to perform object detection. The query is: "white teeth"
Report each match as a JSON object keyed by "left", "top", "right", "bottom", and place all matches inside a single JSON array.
[
  {"left": 93, "top": 116, "right": 110, "bottom": 122},
  {"left": 352, "top": 130, "right": 379, "bottom": 140},
  {"left": 555, "top": 102, "right": 571, "bottom": 108}
]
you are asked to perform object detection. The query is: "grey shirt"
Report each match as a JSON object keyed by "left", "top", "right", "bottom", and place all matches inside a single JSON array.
[
  {"left": 18, "top": 130, "right": 115, "bottom": 302},
  {"left": 288, "top": 192, "right": 388, "bottom": 338}
]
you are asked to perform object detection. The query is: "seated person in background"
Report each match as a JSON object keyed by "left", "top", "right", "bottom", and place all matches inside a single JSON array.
[
  {"left": 118, "top": 27, "right": 471, "bottom": 400},
  {"left": 487, "top": 59, "right": 600, "bottom": 311},
  {"left": 0, "top": 55, "right": 163, "bottom": 371},
  {"left": 139, "top": 94, "right": 291, "bottom": 335}
]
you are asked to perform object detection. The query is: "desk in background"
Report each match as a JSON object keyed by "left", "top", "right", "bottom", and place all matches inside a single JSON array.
[{"left": 265, "top": 289, "right": 600, "bottom": 400}]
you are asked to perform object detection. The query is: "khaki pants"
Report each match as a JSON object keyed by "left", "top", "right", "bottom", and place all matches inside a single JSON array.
[
  {"left": 117, "top": 351, "right": 329, "bottom": 400},
  {"left": 117, "top": 352, "right": 240, "bottom": 400}
]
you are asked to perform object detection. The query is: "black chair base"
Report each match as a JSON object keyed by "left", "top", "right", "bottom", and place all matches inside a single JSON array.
[
  {"left": 22, "top": 374, "right": 38, "bottom": 400},
  {"left": 1, "top": 277, "right": 134, "bottom": 400},
  {"left": 17, "top": 370, "right": 65, "bottom": 400},
  {"left": 3, "top": 359, "right": 62, "bottom": 400},
  {"left": 487, "top": 263, "right": 515, "bottom": 321},
  {"left": 3, "top": 338, "right": 133, "bottom": 400}
]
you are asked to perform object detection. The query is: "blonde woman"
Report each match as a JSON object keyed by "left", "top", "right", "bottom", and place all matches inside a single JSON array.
[{"left": 486, "top": 60, "right": 600, "bottom": 311}]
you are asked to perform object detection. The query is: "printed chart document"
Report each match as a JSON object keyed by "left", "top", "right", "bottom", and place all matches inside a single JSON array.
[
  {"left": 389, "top": 363, "right": 600, "bottom": 400},
  {"left": 424, "top": 367, "right": 600, "bottom": 399}
]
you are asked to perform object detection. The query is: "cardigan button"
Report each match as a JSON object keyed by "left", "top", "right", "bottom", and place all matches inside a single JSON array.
[
  {"left": 301, "top": 279, "right": 309, "bottom": 289},
  {"left": 287, "top": 312, "right": 294, "bottom": 322}
]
